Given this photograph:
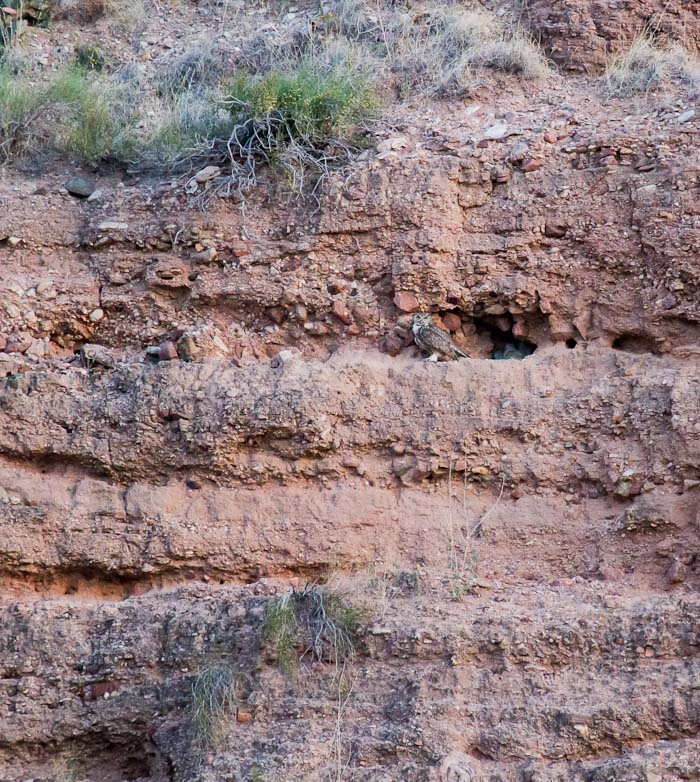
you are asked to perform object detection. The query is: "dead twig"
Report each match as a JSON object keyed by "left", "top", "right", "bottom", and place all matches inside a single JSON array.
[{"left": 164, "top": 108, "right": 360, "bottom": 211}]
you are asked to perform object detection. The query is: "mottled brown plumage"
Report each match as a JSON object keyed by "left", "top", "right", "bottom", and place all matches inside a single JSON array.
[{"left": 412, "top": 313, "right": 469, "bottom": 361}]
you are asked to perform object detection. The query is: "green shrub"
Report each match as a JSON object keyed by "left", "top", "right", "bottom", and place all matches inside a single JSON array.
[
  {"left": 50, "top": 66, "right": 131, "bottom": 162},
  {"left": 226, "top": 66, "right": 376, "bottom": 144},
  {"left": 0, "top": 66, "right": 54, "bottom": 160},
  {"left": 178, "top": 63, "right": 378, "bottom": 195},
  {"left": 74, "top": 44, "right": 107, "bottom": 72}
]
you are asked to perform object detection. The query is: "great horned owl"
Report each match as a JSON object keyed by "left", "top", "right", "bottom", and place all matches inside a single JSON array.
[{"left": 412, "top": 313, "right": 469, "bottom": 361}]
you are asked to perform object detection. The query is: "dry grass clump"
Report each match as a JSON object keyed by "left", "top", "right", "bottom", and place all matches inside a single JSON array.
[
  {"left": 309, "top": 2, "right": 549, "bottom": 96},
  {"left": 324, "top": 562, "right": 422, "bottom": 621},
  {"left": 240, "top": 2, "right": 548, "bottom": 98},
  {"left": 0, "top": 59, "right": 231, "bottom": 166},
  {"left": 191, "top": 663, "right": 253, "bottom": 748},
  {"left": 104, "top": 0, "right": 145, "bottom": 35},
  {"left": 467, "top": 31, "right": 550, "bottom": 76},
  {"left": 405, "top": 6, "right": 549, "bottom": 88},
  {"left": 603, "top": 34, "right": 700, "bottom": 96},
  {"left": 156, "top": 45, "right": 228, "bottom": 97},
  {"left": 263, "top": 585, "right": 363, "bottom": 674}
]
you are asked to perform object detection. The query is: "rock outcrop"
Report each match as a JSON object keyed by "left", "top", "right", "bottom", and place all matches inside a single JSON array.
[{"left": 522, "top": 0, "right": 700, "bottom": 72}]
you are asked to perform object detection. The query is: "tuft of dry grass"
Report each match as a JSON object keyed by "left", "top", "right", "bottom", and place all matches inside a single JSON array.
[
  {"left": 104, "top": 0, "right": 145, "bottom": 35},
  {"left": 405, "top": 6, "right": 549, "bottom": 89},
  {"left": 155, "top": 45, "right": 227, "bottom": 97},
  {"left": 239, "top": 2, "right": 549, "bottom": 99},
  {"left": 666, "top": 42, "right": 700, "bottom": 91},
  {"left": 468, "top": 32, "right": 551, "bottom": 76},
  {"left": 191, "top": 663, "right": 250, "bottom": 748},
  {"left": 603, "top": 34, "right": 700, "bottom": 96},
  {"left": 311, "top": 2, "right": 549, "bottom": 96},
  {"left": 324, "top": 562, "right": 422, "bottom": 621},
  {"left": 263, "top": 585, "right": 363, "bottom": 674}
]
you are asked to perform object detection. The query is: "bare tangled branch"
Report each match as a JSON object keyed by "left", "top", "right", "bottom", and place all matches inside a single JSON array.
[
  {"left": 166, "top": 108, "right": 360, "bottom": 209},
  {"left": 0, "top": 107, "right": 48, "bottom": 163},
  {"left": 296, "top": 586, "right": 358, "bottom": 667}
]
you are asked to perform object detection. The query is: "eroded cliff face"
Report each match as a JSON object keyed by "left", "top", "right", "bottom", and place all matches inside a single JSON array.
[{"left": 2, "top": 2, "right": 700, "bottom": 780}]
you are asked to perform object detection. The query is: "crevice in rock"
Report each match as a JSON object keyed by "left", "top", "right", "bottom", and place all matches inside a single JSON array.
[
  {"left": 0, "top": 450, "right": 113, "bottom": 482},
  {"left": 0, "top": 562, "right": 327, "bottom": 604},
  {"left": 472, "top": 316, "right": 538, "bottom": 360},
  {"left": 612, "top": 334, "right": 660, "bottom": 354},
  {"left": 0, "top": 736, "right": 166, "bottom": 782}
]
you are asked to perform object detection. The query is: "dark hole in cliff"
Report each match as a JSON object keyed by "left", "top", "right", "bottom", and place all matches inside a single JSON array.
[
  {"left": 612, "top": 334, "right": 659, "bottom": 354},
  {"left": 43, "top": 740, "right": 155, "bottom": 782},
  {"left": 566, "top": 338, "right": 577, "bottom": 349},
  {"left": 473, "top": 316, "right": 537, "bottom": 360}
]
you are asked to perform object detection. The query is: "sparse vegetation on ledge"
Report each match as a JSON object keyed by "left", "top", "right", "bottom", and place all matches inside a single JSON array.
[
  {"left": 0, "top": 52, "right": 375, "bottom": 196},
  {"left": 0, "top": 0, "right": 550, "bottom": 190},
  {"left": 247, "top": 2, "right": 550, "bottom": 98},
  {"left": 264, "top": 586, "right": 362, "bottom": 674},
  {"left": 365, "top": 3, "right": 550, "bottom": 95},
  {"left": 603, "top": 34, "right": 700, "bottom": 96}
]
